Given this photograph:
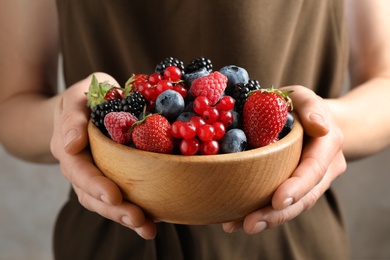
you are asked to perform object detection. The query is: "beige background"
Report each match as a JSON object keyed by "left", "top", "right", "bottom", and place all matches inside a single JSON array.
[{"left": 1, "top": 146, "right": 389, "bottom": 260}]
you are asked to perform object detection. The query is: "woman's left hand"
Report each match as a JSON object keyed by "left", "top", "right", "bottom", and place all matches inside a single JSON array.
[{"left": 222, "top": 85, "right": 347, "bottom": 234}]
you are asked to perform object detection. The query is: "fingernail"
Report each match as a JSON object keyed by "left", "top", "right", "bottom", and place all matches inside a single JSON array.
[
  {"left": 282, "top": 197, "right": 294, "bottom": 209},
  {"left": 251, "top": 221, "right": 267, "bottom": 234},
  {"left": 228, "top": 223, "right": 242, "bottom": 233},
  {"left": 100, "top": 194, "right": 111, "bottom": 205},
  {"left": 121, "top": 216, "right": 134, "bottom": 228},
  {"left": 65, "top": 129, "right": 78, "bottom": 148},
  {"left": 309, "top": 113, "right": 328, "bottom": 129}
]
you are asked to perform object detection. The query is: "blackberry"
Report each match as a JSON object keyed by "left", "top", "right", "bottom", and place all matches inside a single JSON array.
[
  {"left": 90, "top": 98, "right": 122, "bottom": 135},
  {"left": 232, "top": 79, "right": 261, "bottom": 115},
  {"left": 155, "top": 57, "right": 185, "bottom": 76},
  {"left": 90, "top": 91, "right": 146, "bottom": 135},
  {"left": 185, "top": 57, "right": 213, "bottom": 74},
  {"left": 121, "top": 91, "right": 147, "bottom": 116}
]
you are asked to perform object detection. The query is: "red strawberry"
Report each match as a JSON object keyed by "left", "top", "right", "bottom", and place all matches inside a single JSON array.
[
  {"left": 104, "top": 112, "right": 138, "bottom": 144},
  {"left": 85, "top": 74, "right": 122, "bottom": 108},
  {"left": 132, "top": 114, "right": 174, "bottom": 154},
  {"left": 243, "top": 87, "right": 293, "bottom": 148},
  {"left": 190, "top": 71, "right": 228, "bottom": 105},
  {"left": 124, "top": 73, "right": 149, "bottom": 96}
]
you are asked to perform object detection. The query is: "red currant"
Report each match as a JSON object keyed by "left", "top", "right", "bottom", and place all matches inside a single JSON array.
[
  {"left": 197, "top": 124, "right": 215, "bottom": 142},
  {"left": 193, "top": 96, "right": 210, "bottom": 115},
  {"left": 171, "top": 121, "right": 184, "bottom": 139},
  {"left": 164, "top": 66, "right": 182, "bottom": 82},
  {"left": 219, "top": 110, "right": 234, "bottom": 128},
  {"left": 143, "top": 87, "right": 158, "bottom": 103},
  {"left": 189, "top": 116, "right": 206, "bottom": 128},
  {"left": 216, "top": 96, "right": 235, "bottom": 111},
  {"left": 180, "top": 138, "right": 200, "bottom": 155},
  {"left": 173, "top": 84, "right": 188, "bottom": 99},
  {"left": 202, "top": 107, "right": 219, "bottom": 124},
  {"left": 148, "top": 73, "right": 162, "bottom": 85},
  {"left": 156, "top": 80, "right": 173, "bottom": 95},
  {"left": 212, "top": 121, "right": 226, "bottom": 140},
  {"left": 137, "top": 81, "right": 152, "bottom": 94},
  {"left": 179, "top": 122, "right": 197, "bottom": 139},
  {"left": 200, "top": 140, "right": 220, "bottom": 155}
]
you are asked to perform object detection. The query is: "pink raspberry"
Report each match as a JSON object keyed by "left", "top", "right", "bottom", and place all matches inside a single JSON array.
[
  {"left": 104, "top": 112, "right": 138, "bottom": 144},
  {"left": 190, "top": 71, "right": 228, "bottom": 105}
]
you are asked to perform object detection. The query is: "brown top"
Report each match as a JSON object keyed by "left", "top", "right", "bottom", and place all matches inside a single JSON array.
[{"left": 54, "top": 0, "right": 350, "bottom": 259}]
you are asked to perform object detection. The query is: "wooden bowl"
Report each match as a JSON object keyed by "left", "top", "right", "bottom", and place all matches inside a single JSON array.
[{"left": 88, "top": 114, "right": 303, "bottom": 225}]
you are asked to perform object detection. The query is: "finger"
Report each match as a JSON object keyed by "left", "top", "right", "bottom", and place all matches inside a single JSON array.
[
  {"left": 74, "top": 186, "right": 157, "bottom": 240},
  {"left": 222, "top": 220, "right": 244, "bottom": 233},
  {"left": 242, "top": 151, "right": 346, "bottom": 234},
  {"left": 60, "top": 73, "right": 120, "bottom": 155},
  {"left": 281, "top": 85, "right": 329, "bottom": 137},
  {"left": 59, "top": 149, "right": 123, "bottom": 206},
  {"left": 271, "top": 131, "right": 344, "bottom": 210}
]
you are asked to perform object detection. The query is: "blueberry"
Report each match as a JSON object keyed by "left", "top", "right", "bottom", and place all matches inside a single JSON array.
[
  {"left": 227, "top": 110, "right": 243, "bottom": 130},
  {"left": 182, "top": 67, "right": 210, "bottom": 87},
  {"left": 219, "top": 65, "right": 249, "bottom": 95},
  {"left": 176, "top": 111, "right": 196, "bottom": 122},
  {"left": 220, "top": 129, "right": 247, "bottom": 153},
  {"left": 155, "top": 90, "right": 185, "bottom": 121},
  {"left": 278, "top": 112, "right": 294, "bottom": 139}
]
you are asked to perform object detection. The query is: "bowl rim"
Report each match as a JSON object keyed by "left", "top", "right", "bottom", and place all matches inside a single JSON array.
[{"left": 88, "top": 113, "right": 303, "bottom": 163}]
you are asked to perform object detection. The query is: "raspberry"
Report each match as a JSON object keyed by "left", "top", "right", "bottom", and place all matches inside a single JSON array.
[
  {"left": 104, "top": 112, "right": 138, "bottom": 144},
  {"left": 90, "top": 98, "right": 122, "bottom": 135},
  {"left": 190, "top": 71, "right": 228, "bottom": 105},
  {"left": 185, "top": 57, "right": 213, "bottom": 74}
]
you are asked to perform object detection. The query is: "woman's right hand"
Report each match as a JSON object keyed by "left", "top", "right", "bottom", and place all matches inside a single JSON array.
[{"left": 50, "top": 72, "right": 157, "bottom": 240}]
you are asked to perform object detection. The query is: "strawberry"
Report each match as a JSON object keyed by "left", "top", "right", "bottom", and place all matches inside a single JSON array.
[
  {"left": 85, "top": 74, "right": 122, "bottom": 108},
  {"left": 190, "top": 71, "right": 228, "bottom": 105},
  {"left": 124, "top": 73, "right": 149, "bottom": 97},
  {"left": 104, "top": 112, "right": 138, "bottom": 144},
  {"left": 243, "top": 87, "right": 293, "bottom": 148},
  {"left": 132, "top": 114, "right": 174, "bottom": 154}
]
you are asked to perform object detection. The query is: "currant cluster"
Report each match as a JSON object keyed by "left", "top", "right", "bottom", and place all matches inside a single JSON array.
[
  {"left": 127, "top": 66, "right": 187, "bottom": 111},
  {"left": 171, "top": 95, "right": 235, "bottom": 155}
]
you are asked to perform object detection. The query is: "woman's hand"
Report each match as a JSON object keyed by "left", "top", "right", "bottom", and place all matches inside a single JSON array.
[
  {"left": 50, "top": 73, "right": 156, "bottom": 239},
  {"left": 222, "top": 85, "right": 347, "bottom": 234}
]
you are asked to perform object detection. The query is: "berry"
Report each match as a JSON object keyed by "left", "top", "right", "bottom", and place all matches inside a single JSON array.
[
  {"left": 155, "top": 89, "right": 185, "bottom": 121},
  {"left": 164, "top": 66, "right": 182, "bottom": 82},
  {"left": 189, "top": 115, "right": 206, "bottom": 128},
  {"left": 182, "top": 67, "right": 210, "bottom": 88},
  {"left": 232, "top": 79, "right": 261, "bottom": 115},
  {"left": 90, "top": 98, "right": 123, "bottom": 134},
  {"left": 179, "top": 122, "right": 197, "bottom": 139},
  {"left": 197, "top": 124, "right": 215, "bottom": 142},
  {"left": 176, "top": 111, "right": 196, "bottom": 122},
  {"left": 120, "top": 91, "right": 147, "bottom": 116},
  {"left": 124, "top": 74, "right": 149, "bottom": 95},
  {"left": 86, "top": 74, "right": 121, "bottom": 108},
  {"left": 215, "top": 96, "right": 235, "bottom": 111},
  {"left": 171, "top": 120, "right": 184, "bottom": 138},
  {"left": 173, "top": 84, "right": 188, "bottom": 99},
  {"left": 104, "top": 112, "right": 138, "bottom": 144},
  {"left": 219, "top": 110, "right": 234, "bottom": 128},
  {"left": 220, "top": 129, "right": 247, "bottom": 153},
  {"left": 219, "top": 65, "right": 249, "bottom": 95},
  {"left": 180, "top": 138, "right": 200, "bottom": 155},
  {"left": 190, "top": 71, "right": 228, "bottom": 106},
  {"left": 156, "top": 79, "right": 173, "bottom": 95},
  {"left": 193, "top": 96, "right": 210, "bottom": 115},
  {"left": 278, "top": 112, "right": 294, "bottom": 140},
  {"left": 200, "top": 140, "right": 219, "bottom": 155},
  {"left": 155, "top": 57, "right": 185, "bottom": 76},
  {"left": 132, "top": 114, "right": 174, "bottom": 154},
  {"left": 243, "top": 87, "right": 293, "bottom": 148},
  {"left": 212, "top": 121, "right": 226, "bottom": 140},
  {"left": 148, "top": 73, "right": 162, "bottom": 85},
  {"left": 201, "top": 107, "right": 219, "bottom": 124},
  {"left": 185, "top": 57, "right": 213, "bottom": 74}
]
